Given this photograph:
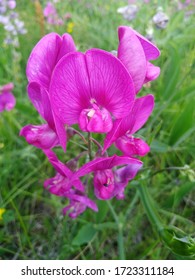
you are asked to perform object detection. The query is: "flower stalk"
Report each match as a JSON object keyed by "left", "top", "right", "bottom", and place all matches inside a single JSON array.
[{"left": 107, "top": 201, "right": 125, "bottom": 260}]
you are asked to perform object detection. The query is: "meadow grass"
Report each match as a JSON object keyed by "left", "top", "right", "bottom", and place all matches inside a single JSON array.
[{"left": 0, "top": 0, "right": 194, "bottom": 260}]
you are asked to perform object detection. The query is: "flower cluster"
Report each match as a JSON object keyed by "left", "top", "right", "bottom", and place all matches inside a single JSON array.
[
  {"left": 43, "top": 1, "right": 71, "bottom": 27},
  {"left": 0, "top": 82, "right": 16, "bottom": 112},
  {"left": 0, "top": 0, "right": 27, "bottom": 47},
  {"left": 20, "top": 26, "right": 160, "bottom": 218}
]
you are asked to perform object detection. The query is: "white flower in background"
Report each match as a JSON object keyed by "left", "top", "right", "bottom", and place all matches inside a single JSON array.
[
  {"left": 117, "top": 5, "right": 139, "bottom": 21},
  {"left": 153, "top": 7, "right": 169, "bottom": 29}
]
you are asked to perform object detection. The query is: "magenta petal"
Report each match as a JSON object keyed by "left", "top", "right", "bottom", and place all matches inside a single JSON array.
[
  {"left": 27, "top": 82, "right": 55, "bottom": 129},
  {"left": 118, "top": 26, "right": 146, "bottom": 94},
  {"left": 129, "top": 94, "right": 154, "bottom": 134},
  {"left": 144, "top": 62, "right": 160, "bottom": 83},
  {"left": 27, "top": 33, "right": 62, "bottom": 89},
  {"left": 133, "top": 29, "right": 160, "bottom": 60},
  {"left": 72, "top": 155, "right": 142, "bottom": 180},
  {"left": 43, "top": 149, "right": 84, "bottom": 192},
  {"left": 50, "top": 52, "right": 91, "bottom": 125},
  {"left": 26, "top": 33, "right": 76, "bottom": 90},
  {"left": 70, "top": 194, "right": 98, "bottom": 212},
  {"left": 44, "top": 173, "right": 70, "bottom": 196},
  {"left": 79, "top": 104, "right": 113, "bottom": 133},
  {"left": 115, "top": 135, "right": 150, "bottom": 156},
  {"left": 0, "top": 92, "right": 16, "bottom": 112},
  {"left": 85, "top": 49, "right": 135, "bottom": 118},
  {"left": 115, "top": 162, "right": 142, "bottom": 183},
  {"left": 50, "top": 49, "right": 135, "bottom": 125},
  {"left": 53, "top": 114, "right": 67, "bottom": 151},
  {"left": 20, "top": 124, "right": 59, "bottom": 149},
  {"left": 94, "top": 169, "right": 115, "bottom": 200},
  {"left": 62, "top": 195, "right": 98, "bottom": 218},
  {"left": 0, "top": 82, "right": 14, "bottom": 92},
  {"left": 103, "top": 94, "right": 154, "bottom": 151},
  {"left": 28, "top": 82, "right": 67, "bottom": 148},
  {"left": 57, "top": 33, "right": 76, "bottom": 61},
  {"left": 114, "top": 161, "right": 143, "bottom": 198},
  {"left": 62, "top": 194, "right": 98, "bottom": 218}
]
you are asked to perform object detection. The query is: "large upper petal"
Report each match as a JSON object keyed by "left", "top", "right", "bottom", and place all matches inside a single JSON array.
[
  {"left": 50, "top": 49, "right": 135, "bottom": 125},
  {"left": 85, "top": 49, "right": 135, "bottom": 118},
  {"left": 103, "top": 94, "right": 154, "bottom": 151},
  {"left": 26, "top": 33, "right": 76, "bottom": 90},
  {"left": 118, "top": 26, "right": 146, "bottom": 94}
]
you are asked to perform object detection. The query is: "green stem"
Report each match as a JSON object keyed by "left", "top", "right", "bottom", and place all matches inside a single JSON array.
[
  {"left": 118, "top": 224, "right": 125, "bottom": 260},
  {"left": 107, "top": 201, "right": 125, "bottom": 260},
  {"left": 138, "top": 184, "right": 163, "bottom": 232},
  {"left": 88, "top": 132, "right": 92, "bottom": 160}
]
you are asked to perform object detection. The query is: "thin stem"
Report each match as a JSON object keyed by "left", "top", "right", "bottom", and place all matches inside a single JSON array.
[
  {"left": 88, "top": 132, "right": 92, "bottom": 160},
  {"left": 107, "top": 201, "right": 125, "bottom": 260},
  {"left": 90, "top": 137, "right": 103, "bottom": 151},
  {"left": 118, "top": 225, "right": 125, "bottom": 260},
  {"left": 70, "top": 127, "right": 88, "bottom": 145}
]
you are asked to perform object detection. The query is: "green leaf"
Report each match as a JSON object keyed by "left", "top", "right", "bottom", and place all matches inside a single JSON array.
[
  {"left": 2, "top": 210, "right": 15, "bottom": 224},
  {"left": 95, "top": 200, "right": 109, "bottom": 223},
  {"left": 169, "top": 102, "right": 194, "bottom": 146},
  {"left": 173, "top": 182, "right": 195, "bottom": 207},
  {"left": 164, "top": 182, "right": 195, "bottom": 208},
  {"left": 150, "top": 140, "right": 169, "bottom": 153},
  {"left": 72, "top": 224, "right": 96, "bottom": 246},
  {"left": 94, "top": 222, "right": 117, "bottom": 231},
  {"left": 159, "top": 226, "right": 195, "bottom": 258},
  {"left": 162, "top": 45, "right": 180, "bottom": 99}
]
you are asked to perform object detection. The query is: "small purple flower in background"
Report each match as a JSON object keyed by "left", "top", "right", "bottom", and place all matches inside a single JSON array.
[
  {"left": 153, "top": 7, "right": 169, "bottom": 29},
  {"left": 7, "top": 0, "right": 16, "bottom": 9},
  {"left": 0, "top": 82, "right": 16, "bottom": 112},
  {"left": 0, "top": 0, "right": 27, "bottom": 47},
  {"left": 20, "top": 26, "right": 160, "bottom": 218}
]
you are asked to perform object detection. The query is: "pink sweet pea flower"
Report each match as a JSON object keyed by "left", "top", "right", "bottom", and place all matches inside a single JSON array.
[
  {"left": 70, "top": 156, "right": 142, "bottom": 200},
  {"left": 117, "top": 26, "right": 160, "bottom": 93},
  {"left": 43, "top": 2, "right": 56, "bottom": 17},
  {"left": 50, "top": 49, "right": 135, "bottom": 134},
  {"left": 0, "top": 83, "right": 16, "bottom": 112},
  {"left": 21, "top": 33, "right": 77, "bottom": 150},
  {"left": 103, "top": 94, "right": 154, "bottom": 156}
]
